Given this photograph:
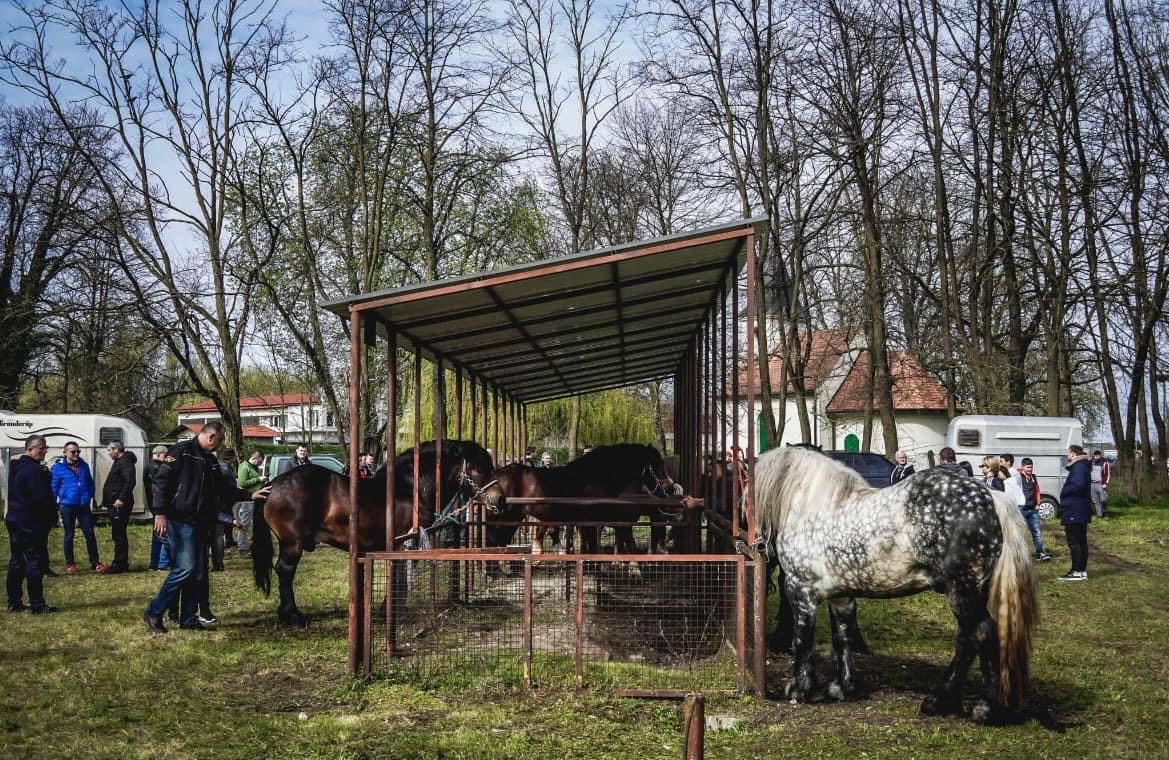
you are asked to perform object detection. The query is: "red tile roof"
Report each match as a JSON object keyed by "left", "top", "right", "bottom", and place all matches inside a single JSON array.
[
  {"left": 825, "top": 350, "right": 952, "bottom": 413},
  {"left": 731, "top": 327, "right": 857, "bottom": 395},
  {"left": 176, "top": 393, "right": 319, "bottom": 414},
  {"left": 181, "top": 422, "right": 280, "bottom": 440}
]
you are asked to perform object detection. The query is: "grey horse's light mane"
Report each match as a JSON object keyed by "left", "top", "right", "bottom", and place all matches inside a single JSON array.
[{"left": 754, "top": 447, "right": 876, "bottom": 534}]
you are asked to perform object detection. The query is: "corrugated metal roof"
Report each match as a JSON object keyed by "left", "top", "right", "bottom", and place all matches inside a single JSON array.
[{"left": 323, "top": 217, "right": 768, "bottom": 402}]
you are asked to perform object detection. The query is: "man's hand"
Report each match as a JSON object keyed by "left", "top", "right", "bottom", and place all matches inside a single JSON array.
[
  {"left": 253, "top": 486, "right": 272, "bottom": 501},
  {"left": 154, "top": 514, "right": 168, "bottom": 538},
  {"left": 114, "top": 499, "right": 124, "bottom": 509}
]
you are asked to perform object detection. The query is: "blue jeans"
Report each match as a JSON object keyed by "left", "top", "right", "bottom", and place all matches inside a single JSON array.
[
  {"left": 59, "top": 504, "right": 100, "bottom": 567},
  {"left": 146, "top": 520, "right": 205, "bottom": 624},
  {"left": 149, "top": 530, "right": 171, "bottom": 569},
  {"left": 1020, "top": 508, "right": 1045, "bottom": 555}
]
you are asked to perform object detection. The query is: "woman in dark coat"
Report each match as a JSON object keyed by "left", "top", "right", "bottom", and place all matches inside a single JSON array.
[{"left": 1058, "top": 444, "right": 1093, "bottom": 581}]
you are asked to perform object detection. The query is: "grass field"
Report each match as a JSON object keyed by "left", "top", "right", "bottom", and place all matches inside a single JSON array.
[{"left": 2, "top": 505, "right": 1168, "bottom": 759}]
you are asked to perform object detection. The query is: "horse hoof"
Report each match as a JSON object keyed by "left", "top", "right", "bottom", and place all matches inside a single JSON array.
[
  {"left": 920, "top": 694, "right": 962, "bottom": 717},
  {"left": 827, "top": 682, "right": 849, "bottom": 702},
  {"left": 279, "top": 613, "right": 308, "bottom": 628},
  {"left": 783, "top": 681, "right": 808, "bottom": 703}
]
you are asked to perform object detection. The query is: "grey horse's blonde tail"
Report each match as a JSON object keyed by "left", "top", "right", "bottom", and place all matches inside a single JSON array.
[{"left": 987, "top": 491, "right": 1039, "bottom": 710}]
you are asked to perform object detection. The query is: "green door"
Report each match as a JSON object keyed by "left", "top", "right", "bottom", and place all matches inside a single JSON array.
[
  {"left": 844, "top": 433, "right": 860, "bottom": 452},
  {"left": 758, "top": 412, "right": 770, "bottom": 453}
]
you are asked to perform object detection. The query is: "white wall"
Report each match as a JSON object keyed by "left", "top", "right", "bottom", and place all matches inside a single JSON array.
[
  {"left": 823, "top": 413, "right": 949, "bottom": 469},
  {"left": 726, "top": 401, "right": 948, "bottom": 469}
]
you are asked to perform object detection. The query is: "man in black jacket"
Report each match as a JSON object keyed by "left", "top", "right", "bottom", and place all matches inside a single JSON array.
[
  {"left": 6, "top": 435, "right": 58, "bottom": 613},
  {"left": 143, "top": 422, "right": 239, "bottom": 632},
  {"left": 102, "top": 441, "right": 137, "bottom": 573}
]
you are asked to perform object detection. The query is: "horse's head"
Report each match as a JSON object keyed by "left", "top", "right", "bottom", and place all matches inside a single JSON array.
[
  {"left": 474, "top": 464, "right": 526, "bottom": 547},
  {"left": 640, "top": 445, "right": 682, "bottom": 498}
]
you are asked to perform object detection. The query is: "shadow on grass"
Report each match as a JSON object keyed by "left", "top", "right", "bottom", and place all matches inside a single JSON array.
[{"left": 763, "top": 648, "right": 1092, "bottom": 733}]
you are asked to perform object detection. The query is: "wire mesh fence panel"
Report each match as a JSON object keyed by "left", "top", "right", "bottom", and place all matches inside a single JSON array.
[{"left": 362, "top": 552, "right": 751, "bottom": 693}]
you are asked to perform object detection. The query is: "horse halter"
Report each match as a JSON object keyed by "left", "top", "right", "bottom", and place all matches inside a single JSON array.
[
  {"left": 641, "top": 462, "right": 678, "bottom": 499},
  {"left": 469, "top": 478, "right": 502, "bottom": 514}
]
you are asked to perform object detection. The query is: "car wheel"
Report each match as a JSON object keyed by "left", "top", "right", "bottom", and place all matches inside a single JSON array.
[{"left": 1038, "top": 496, "right": 1058, "bottom": 521}]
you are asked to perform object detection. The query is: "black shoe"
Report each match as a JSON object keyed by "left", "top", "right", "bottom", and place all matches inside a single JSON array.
[
  {"left": 179, "top": 620, "right": 209, "bottom": 631},
  {"left": 211, "top": 565, "right": 225, "bottom": 572},
  {"left": 197, "top": 613, "right": 218, "bottom": 625},
  {"left": 30, "top": 605, "right": 58, "bottom": 615},
  {"left": 106, "top": 564, "right": 128, "bottom": 574},
  {"left": 43, "top": 568, "right": 59, "bottom": 578},
  {"left": 143, "top": 610, "right": 168, "bottom": 633},
  {"left": 7, "top": 603, "right": 26, "bottom": 613}
]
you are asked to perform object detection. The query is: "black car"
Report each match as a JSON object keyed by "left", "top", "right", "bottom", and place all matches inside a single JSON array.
[{"left": 822, "top": 450, "right": 895, "bottom": 488}]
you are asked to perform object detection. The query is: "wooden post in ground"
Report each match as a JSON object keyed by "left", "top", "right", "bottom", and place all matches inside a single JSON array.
[{"left": 682, "top": 692, "right": 704, "bottom": 760}]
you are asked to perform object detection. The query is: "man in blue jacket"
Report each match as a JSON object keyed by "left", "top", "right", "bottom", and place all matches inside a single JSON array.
[
  {"left": 143, "top": 422, "right": 255, "bottom": 632},
  {"left": 6, "top": 435, "right": 58, "bottom": 613},
  {"left": 1059, "top": 444, "right": 1093, "bottom": 581},
  {"left": 50, "top": 441, "right": 108, "bottom": 575}
]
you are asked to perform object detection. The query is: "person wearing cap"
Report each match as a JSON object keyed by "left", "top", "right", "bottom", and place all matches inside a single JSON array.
[{"left": 144, "top": 444, "right": 172, "bottom": 571}]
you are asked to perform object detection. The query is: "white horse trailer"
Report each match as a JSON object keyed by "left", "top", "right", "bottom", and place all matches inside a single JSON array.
[
  {"left": 946, "top": 414, "right": 1083, "bottom": 519},
  {"left": 0, "top": 412, "right": 150, "bottom": 519}
]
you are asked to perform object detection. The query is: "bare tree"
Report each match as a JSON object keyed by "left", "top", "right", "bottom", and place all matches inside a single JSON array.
[{"left": 2, "top": 0, "right": 287, "bottom": 447}]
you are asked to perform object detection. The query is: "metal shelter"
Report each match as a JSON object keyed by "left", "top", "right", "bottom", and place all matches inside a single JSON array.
[{"left": 323, "top": 216, "right": 768, "bottom": 688}]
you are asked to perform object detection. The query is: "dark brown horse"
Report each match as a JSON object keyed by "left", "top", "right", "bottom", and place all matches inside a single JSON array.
[
  {"left": 483, "top": 443, "right": 680, "bottom": 554},
  {"left": 252, "top": 440, "right": 493, "bottom": 626}
]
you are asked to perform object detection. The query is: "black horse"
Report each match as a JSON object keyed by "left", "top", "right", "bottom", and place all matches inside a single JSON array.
[
  {"left": 252, "top": 440, "right": 493, "bottom": 626},
  {"left": 482, "top": 443, "right": 680, "bottom": 554}
]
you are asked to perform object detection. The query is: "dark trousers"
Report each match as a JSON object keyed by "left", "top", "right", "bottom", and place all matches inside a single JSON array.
[
  {"left": 6, "top": 525, "right": 48, "bottom": 610},
  {"left": 1064, "top": 522, "right": 1089, "bottom": 572},
  {"left": 109, "top": 505, "right": 130, "bottom": 570},
  {"left": 60, "top": 505, "right": 100, "bottom": 567},
  {"left": 210, "top": 522, "right": 226, "bottom": 570}
]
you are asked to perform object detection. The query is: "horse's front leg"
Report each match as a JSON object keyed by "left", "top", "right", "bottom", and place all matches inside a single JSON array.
[
  {"left": 827, "top": 598, "right": 861, "bottom": 700},
  {"left": 768, "top": 564, "right": 795, "bottom": 654},
  {"left": 783, "top": 575, "right": 819, "bottom": 702},
  {"left": 275, "top": 543, "right": 307, "bottom": 628}
]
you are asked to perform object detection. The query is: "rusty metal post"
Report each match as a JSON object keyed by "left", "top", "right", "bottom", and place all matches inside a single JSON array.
[
  {"left": 522, "top": 558, "right": 533, "bottom": 688},
  {"left": 575, "top": 559, "right": 585, "bottom": 689},
  {"left": 346, "top": 307, "right": 364, "bottom": 674},
  {"left": 362, "top": 557, "right": 372, "bottom": 678},
  {"left": 481, "top": 379, "right": 489, "bottom": 457},
  {"left": 744, "top": 232, "right": 757, "bottom": 546},
  {"left": 719, "top": 282, "right": 728, "bottom": 513},
  {"left": 455, "top": 366, "right": 463, "bottom": 441},
  {"left": 386, "top": 332, "right": 397, "bottom": 552},
  {"left": 682, "top": 693, "right": 705, "bottom": 760},
  {"left": 736, "top": 554, "right": 747, "bottom": 691},
  {"left": 731, "top": 260, "right": 741, "bottom": 540},
  {"left": 413, "top": 351, "right": 422, "bottom": 533},
  {"left": 434, "top": 358, "right": 444, "bottom": 530},
  {"left": 492, "top": 387, "right": 500, "bottom": 464},
  {"left": 753, "top": 551, "right": 767, "bottom": 696},
  {"left": 386, "top": 558, "right": 396, "bottom": 657}
]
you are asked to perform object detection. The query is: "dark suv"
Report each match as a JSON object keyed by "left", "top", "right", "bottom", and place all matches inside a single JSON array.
[{"left": 822, "top": 450, "right": 894, "bottom": 488}]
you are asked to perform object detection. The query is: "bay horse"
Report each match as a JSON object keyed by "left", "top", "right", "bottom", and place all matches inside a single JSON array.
[
  {"left": 754, "top": 446, "right": 1037, "bottom": 722},
  {"left": 252, "top": 440, "right": 493, "bottom": 626},
  {"left": 483, "top": 443, "right": 680, "bottom": 554}
]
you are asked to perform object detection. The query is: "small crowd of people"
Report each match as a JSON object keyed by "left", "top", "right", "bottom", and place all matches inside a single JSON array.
[
  {"left": 922, "top": 444, "right": 1110, "bottom": 581},
  {"left": 4, "top": 426, "right": 288, "bottom": 628}
]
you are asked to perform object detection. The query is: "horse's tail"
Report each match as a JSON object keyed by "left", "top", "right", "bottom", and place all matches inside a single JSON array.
[
  {"left": 252, "top": 500, "right": 274, "bottom": 596},
  {"left": 988, "top": 491, "right": 1039, "bottom": 710}
]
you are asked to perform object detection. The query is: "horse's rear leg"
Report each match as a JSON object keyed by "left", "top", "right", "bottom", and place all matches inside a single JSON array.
[
  {"left": 827, "top": 598, "right": 861, "bottom": 700},
  {"left": 783, "top": 576, "right": 819, "bottom": 702},
  {"left": 276, "top": 545, "right": 308, "bottom": 628},
  {"left": 922, "top": 586, "right": 995, "bottom": 718}
]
